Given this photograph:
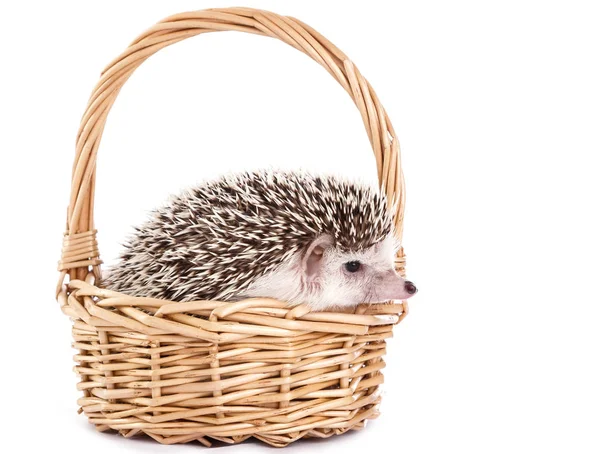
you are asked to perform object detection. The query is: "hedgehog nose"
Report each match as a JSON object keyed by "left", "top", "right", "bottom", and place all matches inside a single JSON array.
[{"left": 404, "top": 281, "right": 418, "bottom": 295}]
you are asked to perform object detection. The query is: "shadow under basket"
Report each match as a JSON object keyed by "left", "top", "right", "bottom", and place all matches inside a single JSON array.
[{"left": 56, "top": 7, "right": 410, "bottom": 448}]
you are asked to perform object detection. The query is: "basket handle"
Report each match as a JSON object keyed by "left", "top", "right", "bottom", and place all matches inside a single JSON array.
[{"left": 58, "top": 7, "right": 406, "bottom": 285}]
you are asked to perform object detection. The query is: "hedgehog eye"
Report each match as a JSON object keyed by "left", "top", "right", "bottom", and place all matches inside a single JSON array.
[{"left": 344, "top": 261, "right": 361, "bottom": 273}]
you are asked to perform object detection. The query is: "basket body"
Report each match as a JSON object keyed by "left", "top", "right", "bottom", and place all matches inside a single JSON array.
[
  {"left": 60, "top": 280, "right": 406, "bottom": 447},
  {"left": 57, "top": 7, "right": 409, "bottom": 447}
]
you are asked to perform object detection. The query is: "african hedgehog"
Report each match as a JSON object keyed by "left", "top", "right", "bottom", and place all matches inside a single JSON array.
[{"left": 103, "top": 170, "right": 417, "bottom": 310}]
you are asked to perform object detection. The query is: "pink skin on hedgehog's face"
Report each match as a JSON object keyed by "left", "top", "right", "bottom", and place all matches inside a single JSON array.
[
  {"left": 242, "top": 233, "right": 417, "bottom": 311},
  {"left": 301, "top": 234, "right": 417, "bottom": 310}
]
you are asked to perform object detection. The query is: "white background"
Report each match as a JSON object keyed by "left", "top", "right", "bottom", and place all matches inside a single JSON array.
[{"left": 1, "top": 1, "right": 599, "bottom": 453}]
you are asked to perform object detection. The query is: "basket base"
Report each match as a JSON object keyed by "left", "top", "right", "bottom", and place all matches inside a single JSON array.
[{"left": 83, "top": 402, "right": 380, "bottom": 447}]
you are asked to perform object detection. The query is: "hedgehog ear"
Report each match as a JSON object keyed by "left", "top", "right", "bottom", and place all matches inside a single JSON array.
[{"left": 302, "top": 235, "right": 334, "bottom": 281}]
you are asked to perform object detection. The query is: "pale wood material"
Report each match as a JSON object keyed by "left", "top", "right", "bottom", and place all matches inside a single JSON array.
[{"left": 57, "top": 7, "right": 409, "bottom": 447}]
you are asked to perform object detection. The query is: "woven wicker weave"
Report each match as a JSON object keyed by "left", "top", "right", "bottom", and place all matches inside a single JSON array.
[{"left": 56, "top": 7, "right": 409, "bottom": 447}]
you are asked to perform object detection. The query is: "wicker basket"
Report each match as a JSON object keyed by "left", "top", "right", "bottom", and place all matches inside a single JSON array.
[{"left": 56, "top": 7, "right": 409, "bottom": 448}]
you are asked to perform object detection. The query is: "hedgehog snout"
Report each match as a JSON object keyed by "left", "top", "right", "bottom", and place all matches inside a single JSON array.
[{"left": 374, "top": 269, "right": 418, "bottom": 302}]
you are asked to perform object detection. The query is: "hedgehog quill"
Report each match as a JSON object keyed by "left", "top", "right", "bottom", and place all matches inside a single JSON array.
[{"left": 103, "top": 170, "right": 417, "bottom": 311}]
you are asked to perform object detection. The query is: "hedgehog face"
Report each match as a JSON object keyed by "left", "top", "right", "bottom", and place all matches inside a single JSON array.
[
  {"left": 300, "top": 233, "right": 418, "bottom": 310},
  {"left": 241, "top": 232, "right": 417, "bottom": 310}
]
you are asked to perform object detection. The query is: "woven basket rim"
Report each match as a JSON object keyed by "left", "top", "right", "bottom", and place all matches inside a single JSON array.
[{"left": 61, "top": 278, "right": 408, "bottom": 342}]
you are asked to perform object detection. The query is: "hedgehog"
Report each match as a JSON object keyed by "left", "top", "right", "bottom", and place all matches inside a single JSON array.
[{"left": 102, "top": 170, "right": 417, "bottom": 311}]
